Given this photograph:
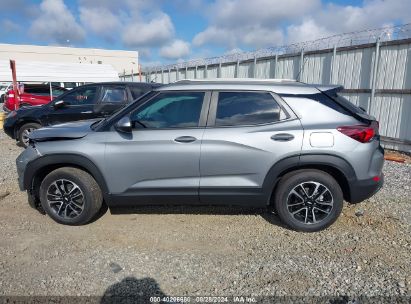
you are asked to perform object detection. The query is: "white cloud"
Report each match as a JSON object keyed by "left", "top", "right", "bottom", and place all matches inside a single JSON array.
[
  {"left": 194, "top": 0, "right": 411, "bottom": 50},
  {"left": 193, "top": 0, "right": 318, "bottom": 49},
  {"left": 159, "top": 40, "right": 190, "bottom": 59},
  {"left": 79, "top": 7, "right": 122, "bottom": 40},
  {"left": 1, "top": 20, "right": 21, "bottom": 33},
  {"left": 29, "top": 0, "right": 85, "bottom": 44},
  {"left": 193, "top": 25, "right": 284, "bottom": 49},
  {"left": 122, "top": 13, "right": 174, "bottom": 48},
  {"left": 284, "top": 0, "right": 411, "bottom": 45},
  {"left": 286, "top": 19, "right": 333, "bottom": 44}
]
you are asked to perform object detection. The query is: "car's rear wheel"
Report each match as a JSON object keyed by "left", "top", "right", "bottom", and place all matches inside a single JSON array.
[
  {"left": 39, "top": 167, "right": 103, "bottom": 225},
  {"left": 274, "top": 169, "right": 343, "bottom": 232},
  {"left": 18, "top": 122, "right": 41, "bottom": 147}
]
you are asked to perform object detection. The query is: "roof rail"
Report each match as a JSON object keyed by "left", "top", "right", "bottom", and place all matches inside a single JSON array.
[{"left": 175, "top": 78, "right": 297, "bottom": 83}]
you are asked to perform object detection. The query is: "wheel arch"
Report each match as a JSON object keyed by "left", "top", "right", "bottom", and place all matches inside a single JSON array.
[
  {"left": 263, "top": 154, "right": 356, "bottom": 204},
  {"left": 24, "top": 154, "right": 110, "bottom": 205},
  {"left": 15, "top": 119, "right": 43, "bottom": 138}
]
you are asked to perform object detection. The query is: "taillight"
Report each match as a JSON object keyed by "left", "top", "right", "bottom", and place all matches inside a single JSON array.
[{"left": 337, "top": 121, "right": 379, "bottom": 143}]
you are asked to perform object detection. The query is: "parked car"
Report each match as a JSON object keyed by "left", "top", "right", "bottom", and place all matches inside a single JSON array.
[
  {"left": 3, "top": 83, "right": 67, "bottom": 112},
  {"left": 16, "top": 79, "right": 384, "bottom": 231},
  {"left": 0, "top": 83, "right": 12, "bottom": 103},
  {"left": 4, "top": 82, "right": 160, "bottom": 147}
]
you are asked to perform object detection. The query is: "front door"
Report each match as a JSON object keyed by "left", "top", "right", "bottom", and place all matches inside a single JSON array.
[
  {"left": 104, "top": 91, "right": 210, "bottom": 205},
  {"left": 47, "top": 85, "right": 100, "bottom": 125}
]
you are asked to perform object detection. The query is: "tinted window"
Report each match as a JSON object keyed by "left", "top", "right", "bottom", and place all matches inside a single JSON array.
[
  {"left": 280, "top": 92, "right": 351, "bottom": 116},
  {"left": 24, "top": 86, "right": 50, "bottom": 95},
  {"left": 130, "top": 85, "right": 148, "bottom": 99},
  {"left": 216, "top": 92, "right": 282, "bottom": 126},
  {"left": 131, "top": 92, "right": 204, "bottom": 128},
  {"left": 101, "top": 86, "right": 128, "bottom": 103},
  {"left": 58, "top": 86, "right": 98, "bottom": 105},
  {"left": 64, "top": 82, "right": 77, "bottom": 89},
  {"left": 51, "top": 88, "right": 66, "bottom": 97}
]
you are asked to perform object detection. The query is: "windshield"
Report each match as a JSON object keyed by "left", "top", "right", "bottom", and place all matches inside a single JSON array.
[{"left": 0, "top": 85, "right": 8, "bottom": 90}]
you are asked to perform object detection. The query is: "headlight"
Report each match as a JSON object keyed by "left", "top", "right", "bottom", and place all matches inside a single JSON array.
[{"left": 6, "top": 110, "right": 17, "bottom": 118}]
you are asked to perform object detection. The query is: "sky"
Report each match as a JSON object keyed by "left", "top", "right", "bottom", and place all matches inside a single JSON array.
[{"left": 0, "top": 0, "right": 410, "bottom": 67}]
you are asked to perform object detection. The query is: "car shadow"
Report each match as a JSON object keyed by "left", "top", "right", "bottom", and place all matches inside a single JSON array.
[
  {"left": 108, "top": 205, "right": 288, "bottom": 229},
  {"left": 101, "top": 276, "right": 168, "bottom": 303}
]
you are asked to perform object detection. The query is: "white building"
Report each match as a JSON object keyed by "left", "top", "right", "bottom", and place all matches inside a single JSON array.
[{"left": 0, "top": 44, "right": 138, "bottom": 75}]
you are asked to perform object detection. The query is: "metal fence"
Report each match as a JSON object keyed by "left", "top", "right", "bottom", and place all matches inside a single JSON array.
[{"left": 124, "top": 24, "right": 411, "bottom": 152}]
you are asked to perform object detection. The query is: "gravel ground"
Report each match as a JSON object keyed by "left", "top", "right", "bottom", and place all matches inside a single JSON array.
[{"left": 0, "top": 129, "right": 410, "bottom": 301}]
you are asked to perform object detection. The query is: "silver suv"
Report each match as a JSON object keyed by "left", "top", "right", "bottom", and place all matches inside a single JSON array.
[{"left": 16, "top": 79, "right": 384, "bottom": 232}]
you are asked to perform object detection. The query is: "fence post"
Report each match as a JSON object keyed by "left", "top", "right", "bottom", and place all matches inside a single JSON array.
[
  {"left": 205, "top": 64, "right": 208, "bottom": 79},
  {"left": 161, "top": 69, "right": 164, "bottom": 84},
  {"left": 331, "top": 45, "right": 337, "bottom": 84},
  {"left": 369, "top": 38, "right": 381, "bottom": 113},
  {"left": 236, "top": 59, "right": 240, "bottom": 78},
  {"left": 195, "top": 65, "right": 198, "bottom": 79},
  {"left": 298, "top": 49, "right": 304, "bottom": 81},
  {"left": 218, "top": 61, "right": 222, "bottom": 78},
  {"left": 185, "top": 66, "right": 188, "bottom": 79},
  {"left": 253, "top": 55, "right": 257, "bottom": 78},
  {"left": 274, "top": 54, "right": 278, "bottom": 78},
  {"left": 176, "top": 67, "right": 179, "bottom": 81}
]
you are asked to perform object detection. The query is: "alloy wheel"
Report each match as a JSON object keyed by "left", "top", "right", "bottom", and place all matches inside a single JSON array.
[
  {"left": 286, "top": 181, "right": 334, "bottom": 225},
  {"left": 21, "top": 128, "right": 37, "bottom": 146},
  {"left": 46, "top": 179, "right": 85, "bottom": 219}
]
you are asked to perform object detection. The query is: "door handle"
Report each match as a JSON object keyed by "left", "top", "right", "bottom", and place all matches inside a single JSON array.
[
  {"left": 271, "top": 133, "right": 294, "bottom": 141},
  {"left": 174, "top": 136, "right": 197, "bottom": 143},
  {"left": 81, "top": 111, "right": 93, "bottom": 114}
]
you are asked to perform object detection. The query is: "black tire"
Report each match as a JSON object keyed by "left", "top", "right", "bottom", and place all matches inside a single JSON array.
[
  {"left": 18, "top": 122, "right": 41, "bottom": 148},
  {"left": 39, "top": 167, "right": 103, "bottom": 225},
  {"left": 274, "top": 169, "right": 343, "bottom": 232}
]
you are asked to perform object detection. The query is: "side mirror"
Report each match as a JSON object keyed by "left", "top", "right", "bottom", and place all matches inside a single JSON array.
[
  {"left": 114, "top": 116, "right": 132, "bottom": 133},
  {"left": 54, "top": 100, "right": 66, "bottom": 109}
]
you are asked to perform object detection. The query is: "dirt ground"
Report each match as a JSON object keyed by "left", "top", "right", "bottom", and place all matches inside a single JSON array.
[{"left": 0, "top": 129, "right": 410, "bottom": 301}]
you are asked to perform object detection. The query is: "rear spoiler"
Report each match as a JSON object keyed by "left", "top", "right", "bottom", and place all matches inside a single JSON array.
[{"left": 318, "top": 86, "right": 376, "bottom": 123}]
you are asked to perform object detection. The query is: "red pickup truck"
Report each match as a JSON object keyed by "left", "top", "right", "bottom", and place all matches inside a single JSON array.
[{"left": 3, "top": 84, "right": 67, "bottom": 111}]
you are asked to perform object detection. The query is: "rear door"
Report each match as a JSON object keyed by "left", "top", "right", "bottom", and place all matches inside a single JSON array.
[
  {"left": 94, "top": 85, "right": 130, "bottom": 116},
  {"left": 199, "top": 91, "right": 304, "bottom": 206},
  {"left": 47, "top": 85, "right": 100, "bottom": 125}
]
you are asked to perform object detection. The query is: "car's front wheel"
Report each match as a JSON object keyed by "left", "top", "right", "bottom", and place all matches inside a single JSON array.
[
  {"left": 39, "top": 167, "right": 103, "bottom": 225},
  {"left": 274, "top": 169, "right": 343, "bottom": 232},
  {"left": 18, "top": 122, "right": 41, "bottom": 148}
]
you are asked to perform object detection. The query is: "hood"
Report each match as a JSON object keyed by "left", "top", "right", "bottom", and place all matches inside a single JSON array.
[{"left": 29, "top": 119, "right": 99, "bottom": 142}]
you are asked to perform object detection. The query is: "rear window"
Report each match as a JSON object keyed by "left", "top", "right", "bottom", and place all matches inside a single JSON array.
[
  {"left": 324, "top": 91, "right": 366, "bottom": 115},
  {"left": 24, "top": 86, "right": 51, "bottom": 96},
  {"left": 130, "top": 85, "right": 150, "bottom": 99}
]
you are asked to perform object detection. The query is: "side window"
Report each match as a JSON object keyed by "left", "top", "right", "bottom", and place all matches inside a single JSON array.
[
  {"left": 215, "top": 92, "right": 283, "bottom": 126},
  {"left": 51, "top": 88, "right": 66, "bottom": 97},
  {"left": 101, "top": 86, "right": 128, "bottom": 103},
  {"left": 59, "top": 86, "right": 98, "bottom": 105},
  {"left": 130, "top": 86, "right": 148, "bottom": 99},
  {"left": 25, "top": 86, "right": 50, "bottom": 96},
  {"left": 130, "top": 92, "right": 205, "bottom": 129}
]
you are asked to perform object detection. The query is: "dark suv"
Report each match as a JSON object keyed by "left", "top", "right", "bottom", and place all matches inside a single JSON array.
[{"left": 4, "top": 82, "right": 161, "bottom": 147}]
